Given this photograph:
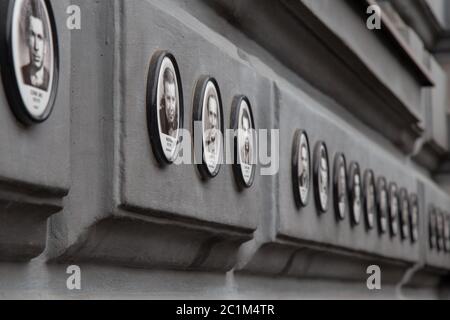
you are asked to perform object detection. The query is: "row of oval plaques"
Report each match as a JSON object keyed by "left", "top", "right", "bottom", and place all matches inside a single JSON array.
[
  {"left": 429, "top": 207, "right": 450, "bottom": 253},
  {"left": 145, "top": 51, "right": 421, "bottom": 245},
  {"left": 292, "top": 130, "right": 419, "bottom": 243}
]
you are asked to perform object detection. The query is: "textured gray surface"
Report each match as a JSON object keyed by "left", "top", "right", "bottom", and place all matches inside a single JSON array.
[
  {"left": 0, "top": 0, "right": 70, "bottom": 261},
  {"left": 0, "top": 0, "right": 449, "bottom": 299},
  {"left": 0, "top": 0, "right": 70, "bottom": 193}
]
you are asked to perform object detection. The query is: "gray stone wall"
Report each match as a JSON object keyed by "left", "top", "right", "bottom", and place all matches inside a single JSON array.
[{"left": 0, "top": 0, "right": 449, "bottom": 299}]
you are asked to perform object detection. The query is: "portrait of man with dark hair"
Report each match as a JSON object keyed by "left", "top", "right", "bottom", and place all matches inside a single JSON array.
[
  {"left": 205, "top": 93, "right": 219, "bottom": 156},
  {"left": 319, "top": 148, "right": 329, "bottom": 209},
  {"left": 337, "top": 163, "right": 346, "bottom": 216},
  {"left": 298, "top": 140, "right": 310, "bottom": 203},
  {"left": 240, "top": 109, "right": 252, "bottom": 165},
  {"left": 159, "top": 67, "right": 179, "bottom": 138},
  {"left": 352, "top": 172, "right": 362, "bottom": 223},
  {"left": 21, "top": 0, "right": 50, "bottom": 91}
]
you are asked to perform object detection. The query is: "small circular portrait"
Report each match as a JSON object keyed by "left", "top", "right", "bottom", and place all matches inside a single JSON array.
[
  {"left": 313, "top": 141, "right": 329, "bottom": 213},
  {"left": 231, "top": 95, "right": 256, "bottom": 189},
  {"left": 0, "top": 0, "right": 59, "bottom": 124},
  {"left": 388, "top": 182, "right": 399, "bottom": 237},
  {"left": 444, "top": 213, "right": 450, "bottom": 252},
  {"left": 147, "top": 51, "right": 183, "bottom": 165},
  {"left": 333, "top": 153, "right": 347, "bottom": 221},
  {"left": 437, "top": 209, "right": 444, "bottom": 252},
  {"left": 409, "top": 194, "right": 419, "bottom": 243},
  {"left": 399, "top": 189, "right": 410, "bottom": 241},
  {"left": 348, "top": 162, "right": 362, "bottom": 226},
  {"left": 363, "top": 170, "right": 376, "bottom": 230},
  {"left": 292, "top": 130, "right": 311, "bottom": 208},
  {"left": 193, "top": 76, "right": 224, "bottom": 179},
  {"left": 376, "top": 177, "right": 388, "bottom": 234},
  {"left": 429, "top": 206, "right": 437, "bottom": 250}
]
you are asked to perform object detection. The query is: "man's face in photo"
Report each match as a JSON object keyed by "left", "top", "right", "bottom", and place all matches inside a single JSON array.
[
  {"left": 402, "top": 200, "right": 408, "bottom": 219},
  {"left": 354, "top": 174, "right": 361, "bottom": 213},
  {"left": 242, "top": 115, "right": 250, "bottom": 153},
  {"left": 319, "top": 154, "right": 328, "bottom": 204},
  {"left": 164, "top": 80, "right": 176, "bottom": 125},
  {"left": 299, "top": 144, "right": 309, "bottom": 199},
  {"left": 299, "top": 145, "right": 308, "bottom": 185},
  {"left": 338, "top": 165, "right": 346, "bottom": 197},
  {"left": 412, "top": 206, "right": 418, "bottom": 224},
  {"left": 381, "top": 189, "right": 387, "bottom": 211},
  {"left": 28, "top": 15, "right": 45, "bottom": 71},
  {"left": 338, "top": 165, "right": 346, "bottom": 212},
  {"left": 392, "top": 196, "right": 398, "bottom": 217},
  {"left": 208, "top": 96, "right": 218, "bottom": 134},
  {"left": 368, "top": 183, "right": 375, "bottom": 212}
]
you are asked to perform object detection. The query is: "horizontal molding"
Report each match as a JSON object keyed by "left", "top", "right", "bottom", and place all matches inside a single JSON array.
[
  {"left": 0, "top": 188, "right": 62, "bottom": 262},
  {"left": 52, "top": 212, "right": 253, "bottom": 272},
  {"left": 389, "top": 0, "right": 448, "bottom": 52},
  {"left": 209, "top": 0, "right": 428, "bottom": 153},
  {"left": 237, "top": 241, "right": 412, "bottom": 283}
]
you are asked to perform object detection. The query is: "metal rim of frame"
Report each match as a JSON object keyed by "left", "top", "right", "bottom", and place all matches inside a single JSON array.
[
  {"left": 333, "top": 152, "right": 347, "bottom": 221},
  {"left": 409, "top": 193, "right": 419, "bottom": 243},
  {"left": 376, "top": 176, "right": 388, "bottom": 235},
  {"left": 348, "top": 161, "right": 362, "bottom": 227},
  {"left": 231, "top": 94, "right": 256, "bottom": 189},
  {"left": 388, "top": 182, "right": 399, "bottom": 238},
  {"left": 0, "top": 0, "right": 59, "bottom": 125},
  {"left": 292, "top": 129, "right": 311, "bottom": 208},
  {"left": 429, "top": 206, "right": 437, "bottom": 250},
  {"left": 436, "top": 209, "right": 445, "bottom": 252},
  {"left": 146, "top": 50, "right": 184, "bottom": 166},
  {"left": 363, "top": 169, "right": 376, "bottom": 231},
  {"left": 192, "top": 76, "right": 224, "bottom": 179},
  {"left": 313, "top": 141, "right": 330, "bottom": 214},
  {"left": 398, "top": 188, "right": 410, "bottom": 241}
]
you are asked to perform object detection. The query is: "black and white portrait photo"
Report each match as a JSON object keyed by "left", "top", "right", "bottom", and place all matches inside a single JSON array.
[
  {"left": 399, "top": 188, "right": 410, "bottom": 241},
  {"left": 363, "top": 169, "right": 376, "bottom": 230},
  {"left": 376, "top": 177, "right": 388, "bottom": 234},
  {"left": 348, "top": 162, "right": 362, "bottom": 226},
  {"left": 333, "top": 153, "right": 347, "bottom": 220},
  {"left": 429, "top": 207, "right": 437, "bottom": 250},
  {"left": 314, "top": 142, "right": 329, "bottom": 213},
  {"left": 437, "top": 210, "right": 444, "bottom": 251},
  {"left": 240, "top": 109, "right": 252, "bottom": 166},
  {"left": 232, "top": 95, "right": 256, "bottom": 188},
  {"left": 292, "top": 130, "right": 311, "bottom": 208},
  {"left": 409, "top": 194, "right": 419, "bottom": 243},
  {"left": 0, "top": 0, "right": 58, "bottom": 124},
  {"left": 444, "top": 213, "right": 450, "bottom": 252},
  {"left": 193, "top": 77, "right": 223, "bottom": 178},
  {"left": 388, "top": 183, "right": 399, "bottom": 237},
  {"left": 147, "top": 51, "right": 183, "bottom": 165}
]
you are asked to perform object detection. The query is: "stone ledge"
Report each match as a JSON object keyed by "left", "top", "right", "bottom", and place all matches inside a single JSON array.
[
  {"left": 237, "top": 240, "right": 413, "bottom": 284},
  {"left": 0, "top": 187, "right": 62, "bottom": 262},
  {"left": 51, "top": 211, "right": 253, "bottom": 272}
]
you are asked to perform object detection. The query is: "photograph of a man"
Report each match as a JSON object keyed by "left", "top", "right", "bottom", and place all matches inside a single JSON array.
[
  {"left": 337, "top": 163, "right": 346, "bottom": 216},
  {"left": 319, "top": 148, "right": 328, "bottom": 209},
  {"left": 352, "top": 173, "right": 362, "bottom": 223},
  {"left": 401, "top": 196, "right": 409, "bottom": 238},
  {"left": 378, "top": 180, "right": 388, "bottom": 232},
  {"left": 205, "top": 93, "right": 219, "bottom": 157},
  {"left": 21, "top": 0, "right": 49, "bottom": 91},
  {"left": 240, "top": 110, "right": 252, "bottom": 165},
  {"left": 298, "top": 139, "right": 310, "bottom": 203},
  {"left": 365, "top": 172, "right": 375, "bottom": 226},
  {"left": 390, "top": 186, "right": 399, "bottom": 235},
  {"left": 159, "top": 67, "right": 178, "bottom": 138}
]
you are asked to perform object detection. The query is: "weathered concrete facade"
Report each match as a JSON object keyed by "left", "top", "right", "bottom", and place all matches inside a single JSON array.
[{"left": 1, "top": 0, "right": 450, "bottom": 299}]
